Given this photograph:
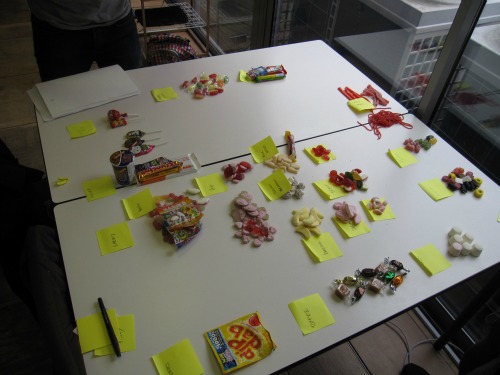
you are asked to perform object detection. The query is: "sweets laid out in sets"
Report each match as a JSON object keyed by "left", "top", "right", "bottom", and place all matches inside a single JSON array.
[
  {"left": 447, "top": 226, "right": 483, "bottom": 257},
  {"left": 333, "top": 257, "right": 410, "bottom": 304},
  {"left": 180, "top": 72, "right": 229, "bottom": 99},
  {"left": 329, "top": 168, "right": 368, "bottom": 192},
  {"left": 291, "top": 207, "right": 324, "bottom": 239},
  {"left": 442, "top": 167, "right": 484, "bottom": 197},
  {"left": 231, "top": 191, "right": 277, "bottom": 248}
]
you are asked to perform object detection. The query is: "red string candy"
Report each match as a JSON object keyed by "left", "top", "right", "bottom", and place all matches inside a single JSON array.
[{"left": 360, "top": 110, "right": 413, "bottom": 140}]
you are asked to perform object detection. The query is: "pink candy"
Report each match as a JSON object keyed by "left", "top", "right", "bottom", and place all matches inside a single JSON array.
[
  {"left": 231, "top": 191, "right": 276, "bottom": 247},
  {"left": 333, "top": 201, "right": 361, "bottom": 225},
  {"left": 223, "top": 161, "right": 253, "bottom": 183},
  {"left": 367, "top": 197, "right": 388, "bottom": 215}
]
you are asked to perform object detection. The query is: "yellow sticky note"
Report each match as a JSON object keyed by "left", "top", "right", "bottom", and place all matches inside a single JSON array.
[
  {"left": 56, "top": 177, "right": 69, "bottom": 186},
  {"left": 302, "top": 232, "right": 342, "bottom": 262},
  {"left": 122, "top": 188, "right": 155, "bottom": 219},
  {"left": 332, "top": 217, "right": 371, "bottom": 239},
  {"left": 94, "top": 315, "right": 136, "bottom": 356},
  {"left": 195, "top": 173, "right": 227, "bottom": 197},
  {"left": 76, "top": 308, "right": 120, "bottom": 353},
  {"left": 347, "top": 97, "right": 375, "bottom": 111},
  {"left": 258, "top": 169, "right": 292, "bottom": 201},
  {"left": 96, "top": 222, "right": 134, "bottom": 255},
  {"left": 360, "top": 198, "right": 396, "bottom": 221},
  {"left": 249, "top": 136, "right": 279, "bottom": 163},
  {"left": 82, "top": 176, "right": 116, "bottom": 201},
  {"left": 66, "top": 120, "right": 96, "bottom": 138},
  {"left": 419, "top": 178, "right": 454, "bottom": 201},
  {"left": 288, "top": 293, "right": 335, "bottom": 335},
  {"left": 304, "top": 146, "right": 335, "bottom": 164},
  {"left": 239, "top": 69, "right": 254, "bottom": 83},
  {"left": 151, "top": 87, "right": 178, "bottom": 102},
  {"left": 313, "top": 179, "right": 348, "bottom": 200},
  {"left": 410, "top": 244, "right": 451, "bottom": 276},
  {"left": 152, "top": 339, "right": 204, "bottom": 375},
  {"left": 388, "top": 147, "right": 418, "bottom": 168}
]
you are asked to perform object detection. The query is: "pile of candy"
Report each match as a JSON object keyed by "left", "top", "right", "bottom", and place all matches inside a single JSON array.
[
  {"left": 311, "top": 145, "right": 332, "bottom": 161},
  {"left": 360, "top": 84, "right": 389, "bottom": 106},
  {"left": 151, "top": 193, "right": 206, "bottom": 248},
  {"left": 366, "top": 197, "right": 388, "bottom": 215},
  {"left": 281, "top": 177, "right": 305, "bottom": 200},
  {"left": 332, "top": 257, "right": 410, "bottom": 304},
  {"left": 403, "top": 135, "right": 437, "bottom": 153},
  {"left": 264, "top": 153, "right": 300, "bottom": 174},
  {"left": 291, "top": 207, "right": 324, "bottom": 239},
  {"left": 231, "top": 191, "right": 276, "bottom": 247},
  {"left": 108, "top": 109, "right": 139, "bottom": 128},
  {"left": 329, "top": 168, "right": 368, "bottom": 192},
  {"left": 246, "top": 65, "right": 287, "bottom": 82},
  {"left": 181, "top": 73, "right": 229, "bottom": 99},
  {"left": 222, "top": 161, "right": 253, "bottom": 184},
  {"left": 361, "top": 110, "right": 413, "bottom": 139},
  {"left": 447, "top": 226, "right": 483, "bottom": 257},
  {"left": 441, "top": 167, "right": 483, "bottom": 197},
  {"left": 333, "top": 201, "right": 361, "bottom": 225}
]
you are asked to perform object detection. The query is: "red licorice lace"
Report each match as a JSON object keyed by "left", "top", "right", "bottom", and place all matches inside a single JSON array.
[{"left": 359, "top": 110, "right": 413, "bottom": 139}]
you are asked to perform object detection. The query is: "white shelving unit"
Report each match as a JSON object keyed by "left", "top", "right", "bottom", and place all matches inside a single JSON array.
[{"left": 135, "top": 0, "right": 210, "bottom": 63}]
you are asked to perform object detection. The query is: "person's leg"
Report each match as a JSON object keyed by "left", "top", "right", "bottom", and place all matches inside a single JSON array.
[
  {"left": 94, "top": 10, "right": 142, "bottom": 70},
  {"left": 21, "top": 225, "right": 86, "bottom": 375},
  {"left": 30, "top": 15, "right": 95, "bottom": 81}
]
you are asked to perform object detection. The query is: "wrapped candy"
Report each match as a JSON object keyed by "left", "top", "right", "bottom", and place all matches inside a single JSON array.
[{"left": 108, "top": 109, "right": 140, "bottom": 128}]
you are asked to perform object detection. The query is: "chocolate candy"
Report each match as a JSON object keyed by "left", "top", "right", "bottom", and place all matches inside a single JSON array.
[
  {"left": 368, "top": 278, "right": 384, "bottom": 294},
  {"left": 335, "top": 283, "right": 351, "bottom": 300}
]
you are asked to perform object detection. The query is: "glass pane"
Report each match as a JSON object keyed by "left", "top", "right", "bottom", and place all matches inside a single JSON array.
[
  {"left": 192, "top": 0, "right": 255, "bottom": 53},
  {"left": 430, "top": 9, "right": 500, "bottom": 185},
  {"left": 272, "top": 0, "right": 464, "bottom": 112}
]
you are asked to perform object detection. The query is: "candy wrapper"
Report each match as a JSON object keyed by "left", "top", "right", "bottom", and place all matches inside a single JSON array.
[
  {"left": 246, "top": 65, "right": 287, "bottom": 82},
  {"left": 151, "top": 195, "right": 204, "bottom": 248},
  {"left": 205, "top": 312, "right": 276, "bottom": 374}
]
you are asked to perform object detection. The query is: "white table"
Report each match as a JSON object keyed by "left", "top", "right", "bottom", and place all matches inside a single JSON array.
[
  {"left": 54, "top": 114, "right": 500, "bottom": 375},
  {"left": 36, "top": 40, "right": 407, "bottom": 204}
]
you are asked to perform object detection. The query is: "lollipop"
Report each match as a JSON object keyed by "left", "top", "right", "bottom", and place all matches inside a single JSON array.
[
  {"left": 108, "top": 110, "right": 140, "bottom": 128},
  {"left": 125, "top": 129, "right": 161, "bottom": 139},
  {"left": 128, "top": 141, "right": 168, "bottom": 156},
  {"left": 124, "top": 136, "right": 160, "bottom": 149}
]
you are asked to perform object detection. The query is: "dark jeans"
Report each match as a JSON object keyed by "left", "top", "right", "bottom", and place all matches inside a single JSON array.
[{"left": 31, "top": 10, "right": 141, "bottom": 82}]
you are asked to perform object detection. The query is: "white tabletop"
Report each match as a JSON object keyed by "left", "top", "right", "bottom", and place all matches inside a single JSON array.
[
  {"left": 36, "top": 40, "right": 407, "bottom": 204},
  {"left": 55, "top": 114, "right": 500, "bottom": 375}
]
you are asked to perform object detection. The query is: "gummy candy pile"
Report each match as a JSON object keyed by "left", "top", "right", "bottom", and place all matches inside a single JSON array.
[{"left": 180, "top": 72, "right": 229, "bottom": 99}]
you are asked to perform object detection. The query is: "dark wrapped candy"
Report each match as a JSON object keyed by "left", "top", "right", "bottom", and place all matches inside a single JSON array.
[
  {"left": 359, "top": 268, "right": 376, "bottom": 278},
  {"left": 351, "top": 286, "right": 365, "bottom": 304}
]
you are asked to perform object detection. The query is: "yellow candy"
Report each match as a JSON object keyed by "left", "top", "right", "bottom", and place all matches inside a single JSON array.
[
  {"left": 474, "top": 177, "right": 483, "bottom": 186},
  {"left": 474, "top": 189, "right": 484, "bottom": 198}
]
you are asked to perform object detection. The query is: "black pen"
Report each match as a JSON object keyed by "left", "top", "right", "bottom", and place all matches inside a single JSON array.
[{"left": 97, "top": 297, "right": 121, "bottom": 357}]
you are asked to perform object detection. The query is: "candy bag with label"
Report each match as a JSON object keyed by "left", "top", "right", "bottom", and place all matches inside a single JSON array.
[{"left": 205, "top": 312, "right": 276, "bottom": 374}]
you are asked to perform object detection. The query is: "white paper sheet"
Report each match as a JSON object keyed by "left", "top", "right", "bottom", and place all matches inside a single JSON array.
[{"left": 27, "top": 65, "right": 140, "bottom": 121}]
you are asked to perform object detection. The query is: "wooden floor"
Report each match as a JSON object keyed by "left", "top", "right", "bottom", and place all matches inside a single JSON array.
[{"left": 0, "top": 1, "right": 459, "bottom": 374}]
